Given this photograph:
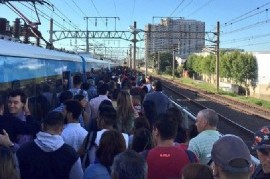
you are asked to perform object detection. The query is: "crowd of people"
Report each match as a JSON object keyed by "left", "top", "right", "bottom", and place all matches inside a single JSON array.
[{"left": 0, "top": 67, "right": 269, "bottom": 179}]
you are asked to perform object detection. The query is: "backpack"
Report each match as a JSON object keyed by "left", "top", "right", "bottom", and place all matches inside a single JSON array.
[{"left": 81, "top": 130, "right": 97, "bottom": 170}]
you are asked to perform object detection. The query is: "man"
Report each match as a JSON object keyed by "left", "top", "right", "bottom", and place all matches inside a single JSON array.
[
  {"left": 146, "top": 113, "right": 194, "bottom": 179},
  {"left": 61, "top": 100, "right": 88, "bottom": 151},
  {"left": 111, "top": 150, "right": 147, "bottom": 179},
  {"left": 53, "top": 90, "right": 73, "bottom": 113},
  {"left": 251, "top": 126, "right": 270, "bottom": 178},
  {"left": 7, "top": 89, "right": 35, "bottom": 146},
  {"left": 69, "top": 74, "right": 89, "bottom": 102},
  {"left": 188, "top": 108, "right": 222, "bottom": 164},
  {"left": 16, "top": 111, "right": 83, "bottom": 179},
  {"left": 211, "top": 134, "right": 252, "bottom": 179},
  {"left": 89, "top": 83, "right": 111, "bottom": 120},
  {"left": 0, "top": 98, "right": 40, "bottom": 152},
  {"left": 143, "top": 80, "right": 172, "bottom": 115}
]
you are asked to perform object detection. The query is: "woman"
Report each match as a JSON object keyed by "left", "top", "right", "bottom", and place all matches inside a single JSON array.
[
  {"left": 83, "top": 130, "right": 126, "bottom": 179},
  {"left": 116, "top": 91, "right": 139, "bottom": 134},
  {"left": 0, "top": 145, "right": 19, "bottom": 179}
]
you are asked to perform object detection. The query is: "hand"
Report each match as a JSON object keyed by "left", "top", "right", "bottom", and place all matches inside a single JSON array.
[
  {"left": 0, "top": 104, "right": 4, "bottom": 116},
  {"left": 24, "top": 98, "right": 31, "bottom": 115},
  {"left": 0, "top": 129, "right": 13, "bottom": 147}
]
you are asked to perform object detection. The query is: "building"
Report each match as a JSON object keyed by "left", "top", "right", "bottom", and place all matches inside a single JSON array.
[{"left": 144, "top": 18, "right": 205, "bottom": 59}]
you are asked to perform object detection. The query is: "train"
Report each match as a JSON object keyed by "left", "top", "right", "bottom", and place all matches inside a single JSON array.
[{"left": 0, "top": 38, "right": 117, "bottom": 99}]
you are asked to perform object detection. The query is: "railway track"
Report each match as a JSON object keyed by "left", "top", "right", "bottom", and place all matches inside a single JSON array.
[{"left": 158, "top": 78, "right": 270, "bottom": 156}]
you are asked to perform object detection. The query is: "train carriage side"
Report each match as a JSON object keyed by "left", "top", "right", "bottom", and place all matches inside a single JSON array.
[{"left": 0, "top": 39, "right": 83, "bottom": 98}]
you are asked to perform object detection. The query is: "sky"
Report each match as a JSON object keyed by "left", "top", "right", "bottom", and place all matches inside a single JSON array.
[{"left": 1, "top": 0, "right": 270, "bottom": 59}]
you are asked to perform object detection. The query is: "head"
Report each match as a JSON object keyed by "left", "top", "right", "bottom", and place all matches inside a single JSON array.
[
  {"left": 196, "top": 109, "right": 219, "bottom": 133},
  {"left": 0, "top": 145, "right": 19, "bottom": 179},
  {"left": 117, "top": 90, "right": 132, "bottom": 108},
  {"left": 182, "top": 163, "right": 214, "bottom": 179},
  {"left": 42, "top": 111, "right": 64, "bottom": 134},
  {"left": 152, "top": 80, "right": 162, "bottom": 91},
  {"left": 63, "top": 100, "right": 82, "bottom": 122},
  {"left": 58, "top": 91, "right": 73, "bottom": 104},
  {"left": 98, "top": 83, "right": 109, "bottom": 95},
  {"left": 166, "top": 107, "right": 183, "bottom": 128},
  {"left": 111, "top": 150, "right": 148, "bottom": 179},
  {"left": 252, "top": 126, "right": 270, "bottom": 174},
  {"left": 133, "top": 116, "right": 150, "bottom": 131},
  {"left": 81, "top": 82, "right": 90, "bottom": 91},
  {"left": 146, "top": 75, "right": 152, "bottom": 83},
  {"left": 8, "top": 89, "right": 27, "bottom": 115},
  {"left": 73, "top": 94, "right": 87, "bottom": 108},
  {"left": 131, "top": 128, "right": 153, "bottom": 153},
  {"left": 211, "top": 135, "right": 252, "bottom": 179},
  {"left": 96, "top": 130, "right": 126, "bottom": 167},
  {"left": 98, "top": 105, "right": 117, "bottom": 129},
  {"left": 87, "top": 79, "right": 95, "bottom": 87},
  {"left": 152, "top": 113, "right": 178, "bottom": 143},
  {"left": 72, "top": 74, "right": 83, "bottom": 87}
]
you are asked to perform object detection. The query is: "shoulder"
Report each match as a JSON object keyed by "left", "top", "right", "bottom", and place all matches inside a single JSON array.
[{"left": 84, "top": 163, "right": 109, "bottom": 178}]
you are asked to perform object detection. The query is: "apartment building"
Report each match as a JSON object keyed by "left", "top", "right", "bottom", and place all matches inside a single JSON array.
[{"left": 145, "top": 18, "right": 205, "bottom": 59}]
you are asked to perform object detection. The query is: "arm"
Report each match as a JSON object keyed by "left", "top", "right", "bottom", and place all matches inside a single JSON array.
[
  {"left": 69, "top": 158, "right": 83, "bottom": 179},
  {"left": 0, "top": 129, "right": 19, "bottom": 152}
]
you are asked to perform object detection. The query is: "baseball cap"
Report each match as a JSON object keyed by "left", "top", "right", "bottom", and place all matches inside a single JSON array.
[
  {"left": 252, "top": 126, "right": 270, "bottom": 150},
  {"left": 211, "top": 134, "right": 251, "bottom": 173}
]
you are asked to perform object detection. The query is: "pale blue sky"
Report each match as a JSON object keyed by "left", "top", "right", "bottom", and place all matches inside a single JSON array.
[{"left": 1, "top": 0, "right": 270, "bottom": 58}]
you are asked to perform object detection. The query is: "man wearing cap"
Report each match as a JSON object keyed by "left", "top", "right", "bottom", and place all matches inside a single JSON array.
[
  {"left": 211, "top": 134, "right": 252, "bottom": 179},
  {"left": 188, "top": 108, "right": 221, "bottom": 164},
  {"left": 251, "top": 126, "right": 270, "bottom": 178}
]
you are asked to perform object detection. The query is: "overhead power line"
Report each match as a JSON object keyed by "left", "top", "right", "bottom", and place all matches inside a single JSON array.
[
  {"left": 223, "top": 2, "right": 270, "bottom": 27},
  {"left": 169, "top": 0, "right": 185, "bottom": 17}
]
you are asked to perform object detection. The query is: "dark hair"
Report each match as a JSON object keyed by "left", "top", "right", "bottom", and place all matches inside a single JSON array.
[
  {"left": 98, "top": 83, "right": 109, "bottom": 95},
  {"left": 8, "top": 89, "right": 27, "bottom": 103},
  {"left": 73, "top": 94, "right": 85, "bottom": 101},
  {"left": 134, "top": 117, "right": 150, "bottom": 131},
  {"left": 153, "top": 113, "right": 177, "bottom": 140},
  {"left": 152, "top": 80, "right": 162, "bottom": 91},
  {"left": 96, "top": 130, "right": 126, "bottom": 167},
  {"left": 73, "top": 74, "right": 82, "bottom": 85},
  {"left": 99, "top": 105, "right": 117, "bottom": 127},
  {"left": 131, "top": 128, "right": 153, "bottom": 153},
  {"left": 81, "top": 82, "right": 90, "bottom": 91},
  {"left": 182, "top": 163, "right": 214, "bottom": 179},
  {"left": 99, "top": 100, "right": 113, "bottom": 110},
  {"left": 64, "top": 100, "right": 82, "bottom": 120},
  {"left": 42, "top": 111, "right": 64, "bottom": 131},
  {"left": 58, "top": 91, "right": 73, "bottom": 103},
  {"left": 112, "top": 150, "right": 147, "bottom": 179},
  {"left": 166, "top": 107, "right": 183, "bottom": 127}
]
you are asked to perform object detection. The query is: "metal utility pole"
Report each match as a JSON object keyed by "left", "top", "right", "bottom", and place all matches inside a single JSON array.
[
  {"left": 129, "top": 44, "right": 132, "bottom": 68},
  {"left": 158, "top": 51, "right": 160, "bottom": 74},
  {"left": 49, "top": 18, "right": 53, "bottom": 45},
  {"left": 172, "top": 50, "right": 175, "bottom": 79},
  {"left": 132, "top": 21, "right": 137, "bottom": 70},
  {"left": 216, "top": 21, "right": 220, "bottom": 92},
  {"left": 84, "top": 17, "right": 90, "bottom": 53},
  {"left": 145, "top": 24, "right": 151, "bottom": 77}
]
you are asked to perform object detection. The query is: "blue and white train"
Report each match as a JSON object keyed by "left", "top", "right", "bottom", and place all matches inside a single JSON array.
[{"left": 0, "top": 38, "right": 116, "bottom": 96}]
